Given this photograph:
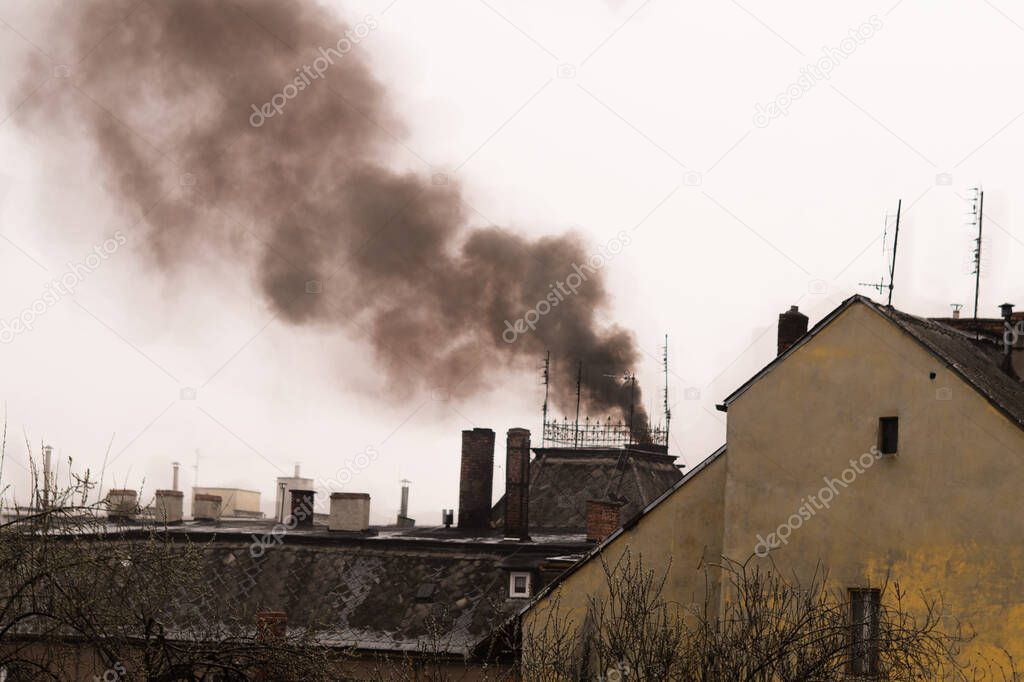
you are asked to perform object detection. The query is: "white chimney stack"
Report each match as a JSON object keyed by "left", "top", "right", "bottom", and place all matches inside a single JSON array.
[
  {"left": 172, "top": 461, "right": 180, "bottom": 491},
  {"left": 41, "top": 445, "right": 53, "bottom": 510}
]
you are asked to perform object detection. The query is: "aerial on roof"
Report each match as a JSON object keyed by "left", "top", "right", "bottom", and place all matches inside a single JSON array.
[{"left": 720, "top": 294, "right": 1024, "bottom": 429}]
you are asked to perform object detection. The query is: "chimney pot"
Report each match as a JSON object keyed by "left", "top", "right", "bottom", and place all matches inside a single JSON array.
[
  {"left": 778, "top": 305, "right": 809, "bottom": 356},
  {"left": 1000, "top": 303, "right": 1015, "bottom": 321},
  {"left": 586, "top": 498, "right": 624, "bottom": 542},
  {"left": 457, "top": 428, "right": 495, "bottom": 531},
  {"left": 504, "top": 428, "right": 531, "bottom": 541}
]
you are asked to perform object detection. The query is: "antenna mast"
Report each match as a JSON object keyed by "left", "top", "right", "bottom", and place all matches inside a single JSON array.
[
  {"left": 626, "top": 372, "right": 636, "bottom": 446},
  {"left": 573, "top": 361, "right": 582, "bottom": 449},
  {"left": 540, "top": 351, "right": 550, "bottom": 446},
  {"left": 887, "top": 199, "right": 902, "bottom": 306},
  {"left": 969, "top": 186, "right": 984, "bottom": 320},
  {"left": 859, "top": 199, "right": 902, "bottom": 302},
  {"left": 663, "top": 335, "right": 671, "bottom": 449}
]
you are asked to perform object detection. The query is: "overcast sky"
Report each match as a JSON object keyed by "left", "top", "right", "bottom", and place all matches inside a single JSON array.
[{"left": 0, "top": 0, "right": 1021, "bottom": 523}]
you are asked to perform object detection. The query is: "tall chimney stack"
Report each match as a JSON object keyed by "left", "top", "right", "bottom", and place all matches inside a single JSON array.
[
  {"left": 504, "top": 428, "right": 531, "bottom": 540},
  {"left": 400, "top": 480, "right": 410, "bottom": 518},
  {"left": 458, "top": 428, "right": 495, "bottom": 531},
  {"left": 41, "top": 445, "right": 53, "bottom": 510},
  {"left": 397, "top": 479, "right": 415, "bottom": 527},
  {"left": 778, "top": 305, "right": 809, "bottom": 356},
  {"left": 172, "top": 461, "right": 180, "bottom": 491}
]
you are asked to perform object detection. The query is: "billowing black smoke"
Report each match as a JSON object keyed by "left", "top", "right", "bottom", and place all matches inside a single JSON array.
[{"left": 19, "top": 0, "right": 650, "bottom": 433}]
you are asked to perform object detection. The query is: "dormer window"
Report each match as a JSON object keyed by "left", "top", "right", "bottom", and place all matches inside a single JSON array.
[{"left": 509, "top": 571, "right": 532, "bottom": 598}]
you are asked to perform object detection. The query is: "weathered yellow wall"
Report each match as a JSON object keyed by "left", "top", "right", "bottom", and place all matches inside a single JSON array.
[
  {"left": 722, "top": 301, "right": 1024, "bottom": 663},
  {"left": 192, "top": 487, "right": 261, "bottom": 516},
  {"left": 521, "top": 453, "right": 727, "bottom": 664}
]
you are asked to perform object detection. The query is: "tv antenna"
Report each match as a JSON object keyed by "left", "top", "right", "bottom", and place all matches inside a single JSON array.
[
  {"left": 967, "top": 186, "right": 984, "bottom": 320},
  {"left": 540, "top": 351, "right": 550, "bottom": 446},
  {"left": 573, "top": 361, "right": 583, "bottom": 448},
  {"left": 662, "top": 335, "right": 671, "bottom": 449},
  {"left": 859, "top": 199, "right": 901, "bottom": 305}
]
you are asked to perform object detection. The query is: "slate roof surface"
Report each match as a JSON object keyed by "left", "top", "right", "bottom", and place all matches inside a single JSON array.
[
  {"left": 151, "top": 523, "right": 591, "bottom": 655},
  {"left": 883, "top": 304, "right": 1024, "bottom": 427},
  {"left": 491, "top": 447, "right": 683, "bottom": 532},
  {"left": 173, "top": 539, "right": 522, "bottom": 654},
  {"left": 16, "top": 521, "right": 589, "bottom": 656}
]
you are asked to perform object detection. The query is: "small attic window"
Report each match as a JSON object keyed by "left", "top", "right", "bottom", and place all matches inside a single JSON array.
[
  {"left": 878, "top": 417, "right": 899, "bottom": 455},
  {"left": 509, "top": 571, "right": 532, "bottom": 598},
  {"left": 415, "top": 582, "right": 436, "bottom": 602}
]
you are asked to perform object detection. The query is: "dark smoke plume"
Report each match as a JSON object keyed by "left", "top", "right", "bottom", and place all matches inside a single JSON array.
[{"left": 20, "top": 0, "right": 652, "bottom": 435}]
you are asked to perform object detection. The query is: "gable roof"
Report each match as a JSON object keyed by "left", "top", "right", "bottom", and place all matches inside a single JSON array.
[
  {"left": 519, "top": 444, "right": 726, "bottom": 614},
  {"left": 718, "top": 295, "right": 1024, "bottom": 430}
]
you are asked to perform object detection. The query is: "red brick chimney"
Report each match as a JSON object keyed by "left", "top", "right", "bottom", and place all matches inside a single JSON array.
[
  {"left": 586, "top": 499, "right": 624, "bottom": 542},
  {"left": 504, "top": 428, "right": 531, "bottom": 540},
  {"left": 778, "top": 305, "right": 809, "bottom": 355},
  {"left": 458, "top": 428, "right": 494, "bottom": 531},
  {"left": 255, "top": 611, "right": 287, "bottom": 641}
]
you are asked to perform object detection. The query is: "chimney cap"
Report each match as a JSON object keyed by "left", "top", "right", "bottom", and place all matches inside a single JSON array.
[
  {"left": 1000, "top": 302, "right": 1015, "bottom": 319},
  {"left": 330, "top": 492, "right": 369, "bottom": 500}
]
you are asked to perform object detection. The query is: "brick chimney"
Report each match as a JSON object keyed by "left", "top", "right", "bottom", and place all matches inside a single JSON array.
[
  {"left": 192, "top": 493, "right": 221, "bottom": 521},
  {"left": 106, "top": 489, "right": 138, "bottom": 522},
  {"left": 504, "top": 428, "right": 531, "bottom": 541},
  {"left": 458, "top": 428, "right": 495, "bottom": 531},
  {"left": 255, "top": 611, "right": 287, "bottom": 641},
  {"left": 586, "top": 499, "right": 624, "bottom": 542},
  {"left": 289, "top": 489, "right": 315, "bottom": 528},
  {"left": 778, "top": 305, "right": 809, "bottom": 355},
  {"left": 154, "top": 489, "right": 183, "bottom": 524},
  {"left": 328, "top": 492, "right": 370, "bottom": 532}
]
